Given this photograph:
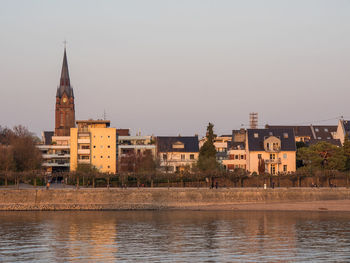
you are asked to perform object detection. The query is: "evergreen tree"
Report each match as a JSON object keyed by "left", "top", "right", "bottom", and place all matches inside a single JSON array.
[
  {"left": 342, "top": 136, "right": 350, "bottom": 170},
  {"left": 197, "top": 123, "right": 219, "bottom": 171}
]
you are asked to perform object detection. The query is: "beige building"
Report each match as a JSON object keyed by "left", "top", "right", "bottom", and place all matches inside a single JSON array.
[
  {"left": 70, "top": 120, "right": 117, "bottom": 173},
  {"left": 223, "top": 128, "right": 297, "bottom": 175},
  {"left": 157, "top": 136, "right": 199, "bottom": 173},
  {"left": 246, "top": 129, "right": 296, "bottom": 174},
  {"left": 334, "top": 119, "right": 350, "bottom": 145}
]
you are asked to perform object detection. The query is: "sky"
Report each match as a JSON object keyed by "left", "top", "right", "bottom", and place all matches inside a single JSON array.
[{"left": 0, "top": 0, "right": 349, "bottom": 137}]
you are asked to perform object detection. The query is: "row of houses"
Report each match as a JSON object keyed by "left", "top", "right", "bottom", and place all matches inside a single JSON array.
[
  {"left": 39, "top": 119, "right": 350, "bottom": 176},
  {"left": 39, "top": 119, "right": 199, "bottom": 175}
]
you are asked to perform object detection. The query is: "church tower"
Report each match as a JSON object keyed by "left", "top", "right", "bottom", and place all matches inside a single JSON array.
[{"left": 55, "top": 48, "right": 75, "bottom": 136}]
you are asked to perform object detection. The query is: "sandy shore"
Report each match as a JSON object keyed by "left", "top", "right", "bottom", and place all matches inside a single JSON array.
[{"left": 182, "top": 199, "right": 350, "bottom": 212}]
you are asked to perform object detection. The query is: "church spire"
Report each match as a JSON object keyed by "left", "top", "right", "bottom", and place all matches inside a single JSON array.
[
  {"left": 60, "top": 48, "right": 70, "bottom": 87},
  {"left": 56, "top": 47, "right": 74, "bottom": 98}
]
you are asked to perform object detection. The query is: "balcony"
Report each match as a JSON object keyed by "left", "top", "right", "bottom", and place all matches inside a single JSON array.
[
  {"left": 264, "top": 146, "right": 281, "bottom": 153},
  {"left": 78, "top": 159, "right": 90, "bottom": 164},
  {"left": 264, "top": 158, "right": 281, "bottom": 164},
  {"left": 42, "top": 154, "right": 70, "bottom": 159},
  {"left": 78, "top": 149, "right": 90, "bottom": 155},
  {"left": 78, "top": 138, "right": 90, "bottom": 144}
]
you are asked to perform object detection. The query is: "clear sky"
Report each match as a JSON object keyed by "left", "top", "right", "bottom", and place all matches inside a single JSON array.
[{"left": 1, "top": 0, "right": 349, "bottom": 137}]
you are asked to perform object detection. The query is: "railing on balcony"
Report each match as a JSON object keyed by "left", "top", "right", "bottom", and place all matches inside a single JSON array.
[
  {"left": 264, "top": 158, "right": 281, "bottom": 164},
  {"left": 264, "top": 146, "right": 281, "bottom": 153},
  {"left": 78, "top": 149, "right": 90, "bottom": 155}
]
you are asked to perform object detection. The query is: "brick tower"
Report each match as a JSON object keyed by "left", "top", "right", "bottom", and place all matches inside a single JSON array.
[{"left": 55, "top": 48, "right": 75, "bottom": 136}]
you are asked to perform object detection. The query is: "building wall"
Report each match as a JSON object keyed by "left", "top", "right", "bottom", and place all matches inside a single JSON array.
[
  {"left": 247, "top": 151, "right": 296, "bottom": 174},
  {"left": 90, "top": 128, "right": 116, "bottom": 173},
  {"left": 69, "top": 128, "right": 78, "bottom": 171},
  {"left": 222, "top": 149, "right": 246, "bottom": 171},
  {"left": 159, "top": 152, "right": 198, "bottom": 172},
  {"left": 70, "top": 126, "right": 117, "bottom": 174}
]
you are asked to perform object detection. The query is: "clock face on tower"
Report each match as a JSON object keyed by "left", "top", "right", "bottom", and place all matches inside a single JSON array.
[{"left": 63, "top": 98, "right": 67, "bottom": 103}]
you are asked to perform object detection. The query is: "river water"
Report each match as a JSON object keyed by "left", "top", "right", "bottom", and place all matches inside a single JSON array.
[{"left": 0, "top": 211, "right": 349, "bottom": 262}]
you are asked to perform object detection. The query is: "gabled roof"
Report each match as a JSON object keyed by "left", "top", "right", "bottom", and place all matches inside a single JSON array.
[
  {"left": 157, "top": 136, "right": 199, "bottom": 153},
  {"left": 56, "top": 48, "right": 74, "bottom": 98},
  {"left": 247, "top": 128, "right": 296, "bottom": 151}
]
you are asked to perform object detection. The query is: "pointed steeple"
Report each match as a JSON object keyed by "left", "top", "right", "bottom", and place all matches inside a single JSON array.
[
  {"left": 60, "top": 48, "right": 70, "bottom": 87},
  {"left": 56, "top": 48, "right": 74, "bottom": 98}
]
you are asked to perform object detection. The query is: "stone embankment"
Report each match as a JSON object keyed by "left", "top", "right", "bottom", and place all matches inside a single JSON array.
[{"left": 0, "top": 188, "right": 349, "bottom": 211}]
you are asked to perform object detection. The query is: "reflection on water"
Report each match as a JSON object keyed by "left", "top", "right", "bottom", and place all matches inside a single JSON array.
[{"left": 0, "top": 211, "right": 350, "bottom": 262}]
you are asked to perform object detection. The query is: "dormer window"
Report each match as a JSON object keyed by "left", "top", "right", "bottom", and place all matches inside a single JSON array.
[
  {"left": 324, "top": 128, "right": 328, "bottom": 132},
  {"left": 254, "top": 133, "right": 259, "bottom": 138},
  {"left": 315, "top": 128, "right": 319, "bottom": 132},
  {"left": 172, "top": 141, "right": 185, "bottom": 149},
  {"left": 269, "top": 132, "right": 273, "bottom": 136},
  {"left": 283, "top": 133, "right": 288, "bottom": 139}
]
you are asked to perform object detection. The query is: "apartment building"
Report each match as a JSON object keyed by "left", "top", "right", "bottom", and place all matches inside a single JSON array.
[
  {"left": 117, "top": 135, "right": 156, "bottom": 172},
  {"left": 70, "top": 120, "right": 117, "bottom": 173},
  {"left": 38, "top": 132, "right": 70, "bottom": 174}
]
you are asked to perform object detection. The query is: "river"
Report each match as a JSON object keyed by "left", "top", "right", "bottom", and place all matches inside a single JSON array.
[{"left": 0, "top": 211, "right": 349, "bottom": 262}]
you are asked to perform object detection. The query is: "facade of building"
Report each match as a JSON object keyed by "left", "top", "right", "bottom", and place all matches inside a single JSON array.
[
  {"left": 70, "top": 120, "right": 117, "bottom": 173},
  {"left": 38, "top": 133, "right": 70, "bottom": 174},
  {"left": 222, "top": 129, "right": 247, "bottom": 171},
  {"left": 157, "top": 136, "right": 199, "bottom": 172},
  {"left": 334, "top": 119, "right": 350, "bottom": 145},
  {"left": 246, "top": 128, "right": 296, "bottom": 174},
  {"left": 55, "top": 48, "right": 75, "bottom": 136},
  {"left": 199, "top": 135, "right": 231, "bottom": 164},
  {"left": 117, "top": 135, "right": 156, "bottom": 172}
]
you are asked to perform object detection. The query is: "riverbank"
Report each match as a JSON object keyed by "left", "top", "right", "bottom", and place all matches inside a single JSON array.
[{"left": 0, "top": 188, "right": 349, "bottom": 211}]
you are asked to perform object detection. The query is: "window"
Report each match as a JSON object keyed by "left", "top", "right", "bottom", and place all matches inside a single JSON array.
[
  {"left": 270, "top": 164, "right": 276, "bottom": 175},
  {"left": 190, "top": 154, "right": 194, "bottom": 160},
  {"left": 270, "top": 154, "right": 275, "bottom": 160},
  {"left": 241, "top": 155, "right": 244, "bottom": 159},
  {"left": 163, "top": 154, "right": 167, "bottom": 161},
  {"left": 318, "top": 137, "right": 321, "bottom": 139},
  {"left": 93, "top": 156, "right": 96, "bottom": 159},
  {"left": 258, "top": 154, "right": 262, "bottom": 159},
  {"left": 93, "top": 145, "right": 96, "bottom": 148},
  {"left": 254, "top": 133, "right": 259, "bottom": 138},
  {"left": 267, "top": 143, "right": 270, "bottom": 149},
  {"left": 108, "top": 135, "right": 110, "bottom": 138},
  {"left": 269, "top": 132, "right": 273, "bottom": 136},
  {"left": 108, "top": 145, "right": 110, "bottom": 148},
  {"left": 181, "top": 154, "right": 185, "bottom": 160},
  {"left": 101, "top": 156, "right": 103, "bottom": 158},
  {"left": 235, "top": 155, "right": 239, "bottom": 159},
  {"left": 327, "top": 137, "right": 331, "bottom": 139},
  {"left": 108, "top": 156, "right": 110, "bottom": 158},
  {"left": 315, "top": 128, "right": 319, "bottom": 132},
  {"left": 283, "top": 133, "right": 288, "bottom": 138},
  {"left": 283, "top": 153, "right": 287, "bottom": 159},
  {"left": 283, "top": 165, "right": 287, "bottom": 172},
  {"left": 324, "top": 128, "right": 328, "bottom": 132},
  {"left": 107, "top": 165, "right": 110, "bottom": 169},
  {"left": 101, "top": 136, "right": 103, "bottom": 138}
]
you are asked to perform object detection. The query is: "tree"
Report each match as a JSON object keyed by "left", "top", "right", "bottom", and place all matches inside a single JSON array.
[
  {"left": 342, "top": 136, "right": 350, "bottom": 170},
  {"left": 258, "top": 158, "right": 265, "bottom": 175},
  {"left": 197, "top": 123, "right": 219, "bottom": 172},
  {"left": 297, "top": 141, "right": 346, "bottom": 171}
]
